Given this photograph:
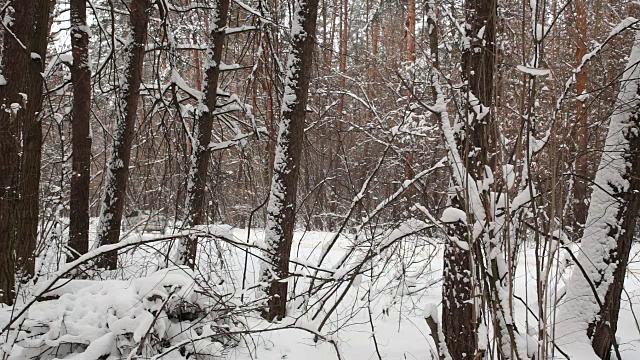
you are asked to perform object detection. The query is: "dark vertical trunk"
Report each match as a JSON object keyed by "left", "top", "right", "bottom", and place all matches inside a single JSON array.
[
  {"left": 95, "top": 0, "right": 151, "bottom": 269},
  {"left": 441, "top": 0, "right": 496, "bottom": 357},
  {"left": 177, "top": 0, "right": 230, "bottom": 268},
  {"left": 15, "top": 0, "right": 52, "bottom": 280},
  {"left": 68, "top": 0, "right": 92, "bottom": 260},
  {"left": 261, "top": 0, "right": 319, "bottom": 321},
  {"left": 0, "top": 0, "right": 51, "bottom": 304},
  {"left": 0, "top": 7, "right": 26, "bottom": 302},
  {"left": 571, "top": 0, "right": 590, "bottom": 240}
]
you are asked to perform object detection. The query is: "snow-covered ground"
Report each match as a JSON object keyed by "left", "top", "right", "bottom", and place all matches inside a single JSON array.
[{"left": 3, "top": 225, "right": 640, "bottom": 359}]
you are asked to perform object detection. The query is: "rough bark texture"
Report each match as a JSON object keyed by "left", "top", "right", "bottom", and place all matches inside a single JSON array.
[
  {"left": 95, "top": 0, "right": 151, "bottom": 269},
  {"left": 14, "top": 0, "right": 51, "bottom": 280},
  {"left": 441, "top": 218, "right": 477, "bottom": 359},
  {"left": 0, "top": 0, "right": 52, "bottom": 304},
  {"left": 68, "top": 0, "right": 92, "bottom": 260},
  {"left": 441, "top": 0, "right": 497, "bottom": 357},
  {"left": 177, "top": 0, "right": 230, "bottom": 268},
  {"left": 590, "top": 134, "right": 640, "bottom": 358},
  {"left": 261, "top": 0, "right": 319, "bottom": 321},
  {"left": 0, "top": 0, "right": 34, "bottom": 305}
]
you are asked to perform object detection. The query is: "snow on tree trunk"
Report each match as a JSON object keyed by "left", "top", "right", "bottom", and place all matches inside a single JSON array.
[
  {"left": 95, "top": 0, "right": 151, "bottom": 269},
  {"left": 556, "top": 30, "right": 640, "bottom": 360},
  {"left": 68, "top": 0, "right": 92, "bottom": 260},
  {"left": 175, "top": 0, "right": 230, "bottom": 268},
  {"left": 260, "top": 0, "right": 319, "bottom": 321},
  {"left": 440, "top": 0, "right": 497, "bottom": 356}
]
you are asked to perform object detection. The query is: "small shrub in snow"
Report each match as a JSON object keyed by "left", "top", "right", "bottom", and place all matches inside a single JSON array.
[{"left": 1, "top": 267, "right": 243, "bottom": 360}]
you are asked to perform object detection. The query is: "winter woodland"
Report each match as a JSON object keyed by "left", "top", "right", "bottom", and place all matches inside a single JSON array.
[{"left": 2, "top": 0, "right": 640, "bottom": 359}]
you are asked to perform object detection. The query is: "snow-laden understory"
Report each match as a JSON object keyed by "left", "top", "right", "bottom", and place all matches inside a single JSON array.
[{"left": 3, "top": 223, "right": 640, "bottom": 359}]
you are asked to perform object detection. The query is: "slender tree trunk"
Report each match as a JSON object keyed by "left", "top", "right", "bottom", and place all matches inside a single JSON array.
[
  {"left": 337, "top": 0, "right": 347, "bottom": 116},
  {"left": 177, "top": 0, "right": 231, "bottom": 268},
  {"left": 95, "top": 0, "right": 151, "bottom": 269},
  {"left": 406, "top": 0, "right": 415, "bottom": 62},
  {"left": 261, "top": 0, "right": 319, "bottom": 321},
  {"left": 69, "top": 0, "right": 92, "bottom": 260},
  {"left": 557, "top": 30, "right": 640, "bottom": 360},
  {"left": 571, "top": 0, "right": 590, "bottom": 240}
]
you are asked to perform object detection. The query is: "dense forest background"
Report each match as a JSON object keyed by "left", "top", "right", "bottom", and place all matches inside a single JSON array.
[{"left": 2, "top": 0, "right": 640, "bottom": 359}]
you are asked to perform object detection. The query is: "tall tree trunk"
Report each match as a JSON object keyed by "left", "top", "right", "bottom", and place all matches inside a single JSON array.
[
  {"left": 260, "top": 0, "right": 319, "bottom": 321},
  {"left": 406, "top": 0, "right": 415, "bottom": 62},
  {"left": 0, "top": 0, "right": 52, "bottom": 302},
  {"left": 337, "top": 0, "right": 347, "bottom": 116},
  {"left": 176, "top": 0, "right": 230, "bottom": 268},
  {"left": 69, "top": 0, "right": 93, "bottom": 260},
  {"left": 0, "top": 0, "right": 39, "bottom": 305},
  {"left": 441, "top": 0, "right": 501, "bottom": 356},
  {"left": 571, "top": 0, "right": 590, "bottom": 240},
  {"left": 557, "top": 30, "right": 640, "bottom": 360},
  {"left": 95, "top": 0, "right": 151, "bottom": 269},
  {"left": 16, "top": 0, "right": 51, "bottom": 280},
  {"left": 0, "top": 0, "right": 52, "bottom": 300}
]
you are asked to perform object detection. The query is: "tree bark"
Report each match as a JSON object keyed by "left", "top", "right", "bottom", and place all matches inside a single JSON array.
[
  {"left": 68, "top": 0, "right": 92, "bottom": 260},
  {"left": 95, "top": 0, "right": 151, "bottom": 269},
  {"left": 557, "top": 30, "right": 640, "bottom": 360},
  {"left": 406, "top": 0, "right": 415, "bottom": 62},
  {"left": 177, "top": 0, "right": 230, "bottom": 268},
  {"left": 571, "top": 0, "right": 590, "bottom": 240},
  {"left": 14, "top": 0, "right": 52, "bottom": 280},
  {"left": 0, "top": 0, "right": 36, "bottom": 305},
  {"left": 0, "top": 0, "right": 52, "bottom": 303},
  {"left": 441, "top": 0, "right": 498, "bottom": 356},
  {"left": 261, "top": 0, "right": 319, "bottom": 321}
]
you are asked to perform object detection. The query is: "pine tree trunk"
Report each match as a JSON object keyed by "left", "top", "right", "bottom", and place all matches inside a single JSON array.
[
  {"left": 261, "top": 0, "right": 319, "bottom": 321},
  {"left": 69, "top": 0, "right": 92, "bottom": 260},
  {"left": 571, "top": 0, "right": 590, "bottom": 240},
  {"left": 406, "top": 0, "right": 415, "bottom": 62},
  {"left": 95, "top": 0, "right": 151, "bottom": 269},
  {"left": 177, "top": 0, "right": 230, "bottom": 268}
]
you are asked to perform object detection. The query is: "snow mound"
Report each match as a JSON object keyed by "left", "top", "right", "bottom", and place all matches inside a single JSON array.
[{"left": 2, "top": 267, "right": 242, "bottom": 360}]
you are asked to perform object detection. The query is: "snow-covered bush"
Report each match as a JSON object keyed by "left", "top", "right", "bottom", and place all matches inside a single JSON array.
[{"left": 1, "top": 267, "right": 243, "bottom": 360}]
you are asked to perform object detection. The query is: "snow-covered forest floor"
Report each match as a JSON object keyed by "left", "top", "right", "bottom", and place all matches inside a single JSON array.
[{"left": 3, "top": 221, "right": 640, "bottom": 359}]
